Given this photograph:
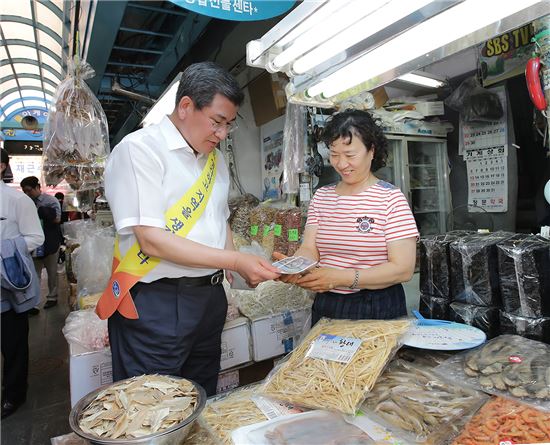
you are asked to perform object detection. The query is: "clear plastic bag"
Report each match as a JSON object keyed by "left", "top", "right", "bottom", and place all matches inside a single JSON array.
[
  {"left": 232, "top": 410, "right": 375, "bottom": 445},
  {"left": 228, "top": 194, "right": 260, "bottom": 242},
  {"left": 42, "top": 57, "right": 109, "bottom": 192},
  {"left": 200, "top": 386, "right": 267, "bottom": 445},
  {"left": 234, "top": 281, "right": 312, "bottom": 319},
  {"left": 499, "top": 310, "right": 550, "bottom": 344},
  {"left": 260, "top": 318, "right": 411, "bottom": 415},
  {"left": 273, "top": 208, "right": 302, "bottom": 256},
  {"left": 449, "top": 302, "right": 500, "bottom": 339},
  {"left": 361, "top": 359, "right": 487, "bottom": 444},
  {"left": 281, "top": 104, "right": 307, "bottom": 195},
  {"left": 497, "top": 234, "right": 550, "bottom": 317},
  {"left": 434, "top": 335, "right": 550, "bottom": 410},
  {"left": 62, "top": 309, "right": 109, "bottom": 352},
  {"left": 452, "top": 396, "right": 550, "bottom": 445},
  {"left": 449, "top": 231, "right": 515, "bottom": 306},
  {"left": 419, "top": 231, "right": 472, "bottom": 299},
  {"left": 73, "top": 225, "right": 115, "bottom": 296},
  {"left": 419, "top": 293, "right": 449, "bottom": 320},
  {"left": 445, "top": 77, "right": 504, "bottom": 122}
]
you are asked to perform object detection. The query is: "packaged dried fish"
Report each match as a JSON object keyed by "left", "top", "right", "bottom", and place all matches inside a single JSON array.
[
  {"left": 361, "top": 359, "right": 487, "bottom": 443},
  {"left": 200, "top": 387, "right": 267, "bottom": 445},
  {"left": 42, "top": 57, "right": 109, "bottom": 193},
  {"left": 434, "top": 335, "right": 550, "bottom": 410},
  {"left": 260, "top": 318, "right": 411, "bottom": 415},
  {"left": 77, "top": 374, "right": 199, "bottom": 440}
]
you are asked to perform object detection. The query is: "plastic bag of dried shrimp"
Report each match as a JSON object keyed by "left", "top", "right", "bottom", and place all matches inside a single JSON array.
[
  {"left": 42, "top": 56, "right": 109, "bottom": 192},
  {"left": 260, "top": 318, "right": 411, "bottom": 415}
]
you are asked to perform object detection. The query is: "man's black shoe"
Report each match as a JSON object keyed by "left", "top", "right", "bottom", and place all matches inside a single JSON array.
[
  {"left": 28, "top": 307, "right": 40, "bottom": 316},
  {"left": 44, "top": 300, "right": 58, "bottom": 309},
  {"left": 1, "top": 400, "right": 22, "bottom": 419}
]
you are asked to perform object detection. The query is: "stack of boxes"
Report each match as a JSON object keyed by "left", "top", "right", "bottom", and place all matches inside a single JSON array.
[{"left": 420, "top": 231, "right": 550, "bottom": 343}]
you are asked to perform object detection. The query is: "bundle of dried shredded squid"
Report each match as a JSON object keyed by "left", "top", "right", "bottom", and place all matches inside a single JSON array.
[
  {"left": 261, "top": 318, "right": 411, "bottom": 415},
  {"left": 200, "top": 388, "right": 266, "bottom": 444}
]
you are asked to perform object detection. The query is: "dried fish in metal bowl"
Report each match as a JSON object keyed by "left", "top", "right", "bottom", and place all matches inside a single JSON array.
[{"left": 70, "top": 374, "right": 206, "bottom": 445}]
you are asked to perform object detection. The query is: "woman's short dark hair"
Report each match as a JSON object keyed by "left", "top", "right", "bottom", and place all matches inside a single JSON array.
[
  {"left": 321, "top": 109, "right": 388, "bottom": 171},
  {"left": 175, "top": 61, "right": 244, "bottom": 110}
]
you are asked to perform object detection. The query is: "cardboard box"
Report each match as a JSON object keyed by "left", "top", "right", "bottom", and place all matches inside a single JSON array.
[
  {"left": 69, "top": 344, "right": 112, "bottom": 407},
  {"left": 220, "top": 317, "right": 252, "bottom": 371},
  {"left": 248, "top": 72, "right": 288, "bottom": 126},
  {"left": 250, "top": 308, "right": 312, "bottom": 362},
  {"left": 216, "top": 369, "right": 240, "bottom": 394}
]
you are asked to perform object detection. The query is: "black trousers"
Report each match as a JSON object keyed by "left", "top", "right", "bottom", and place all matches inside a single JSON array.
[
  {"left": 312, "top": 284, "right": 407, "bottom": 326},
  {"left": 1, "top": 309, "right": 29, "bottom": 404},
  {"left": 108, "top": 278, "right": 228, "bottom": 396}
]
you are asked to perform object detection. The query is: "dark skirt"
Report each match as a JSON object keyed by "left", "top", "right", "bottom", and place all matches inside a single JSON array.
[{"left": 312, "top": 284, "right": 407, "bottom": 326}]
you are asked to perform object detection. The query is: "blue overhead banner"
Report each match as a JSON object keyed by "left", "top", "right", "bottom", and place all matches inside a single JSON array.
[{"left": 168, "top": 0, "right": 296, "bottom": 21}]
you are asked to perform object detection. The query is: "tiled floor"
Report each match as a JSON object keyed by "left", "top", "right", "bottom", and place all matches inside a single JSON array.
[{"left": 2, "top": 271, "right": 73, "bottom": 444}]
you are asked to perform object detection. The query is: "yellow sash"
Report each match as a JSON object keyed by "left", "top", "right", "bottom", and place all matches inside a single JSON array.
[{"left": 96, "top": 151, "right": 217, "bottom": 320}]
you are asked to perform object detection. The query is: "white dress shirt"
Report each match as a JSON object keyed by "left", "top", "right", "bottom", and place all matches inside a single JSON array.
[
  {"left": 105, "top": 116, "right": 230, "bottom": 282},
  {"left": 1, "top": 181, "right": 44, "bottom": 252}
]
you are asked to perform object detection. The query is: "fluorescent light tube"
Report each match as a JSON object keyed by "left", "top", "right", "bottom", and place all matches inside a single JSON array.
[
  {"left": 398, "top": 72, "right": 446, "bottom": 88},
  {"left": 271, "top": 0, "right": 387, "bottom": 71},
  {"left": 292, "top": 0, "right": 434, "bottom": 75},
  {"left": 307, "top": 0, "right": 539, "bottom": 98}
]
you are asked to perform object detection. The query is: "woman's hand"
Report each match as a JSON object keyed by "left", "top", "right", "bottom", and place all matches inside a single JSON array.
[{"left": 295, "top": 267, "right": 345, "bottom": 293}]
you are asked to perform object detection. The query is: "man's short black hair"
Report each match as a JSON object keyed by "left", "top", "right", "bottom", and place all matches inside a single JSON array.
[
  {"left": 20, "top": 176, "right": 40, "bottom": 189},
  {"left": 55, "top": 192, "right": 64, "bottom": 200},
  {"left": 175, "top": 61, "right": 244, "bottom": 110},
  {"left": 1, "top": 148, "right": 8, "bottom": 165}
]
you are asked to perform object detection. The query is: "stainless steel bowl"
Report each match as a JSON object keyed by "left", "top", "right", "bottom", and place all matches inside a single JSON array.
[{"left": 69, "top": 376, "right": 206, "bottom": 445}]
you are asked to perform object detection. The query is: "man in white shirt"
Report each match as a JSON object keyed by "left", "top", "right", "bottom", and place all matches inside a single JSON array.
[
  {"left": 104, "top": 62, "right": 280, "bottom": 395},
  {"left": 1, "top": 149, "right": 44, "bottom": 418}
]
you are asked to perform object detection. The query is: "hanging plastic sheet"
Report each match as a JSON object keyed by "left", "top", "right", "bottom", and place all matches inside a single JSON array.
[{"left": 281, "top": 103, "right": 307, "bottom": 195}]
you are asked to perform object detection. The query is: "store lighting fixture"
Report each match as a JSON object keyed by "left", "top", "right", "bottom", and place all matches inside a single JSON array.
[
  {"left": 305, "top": 0, "right": 541, "bottom": 98},
  {"left": 247, "top": 0, "right": 546, "bottom": 106},
  {"left": 142, "top": 73, "right": 182, "bottom": 127},
  {"left": 397, "top": 72, "right": 447, "bottom": 89}
]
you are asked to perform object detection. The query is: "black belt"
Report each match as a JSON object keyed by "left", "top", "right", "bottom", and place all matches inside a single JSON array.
[{"left": 154, "top": 270, "right": 224, "bottom": 287}]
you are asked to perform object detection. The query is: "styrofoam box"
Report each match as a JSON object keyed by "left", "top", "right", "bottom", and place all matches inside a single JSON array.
[
  {"left": 220, "top": 317, "right": 251, "bottom": 371},
  {"left": 69, "top": 343, "right": 112, "bottom": 407},
  {"left": 250, "top": 308, "right": 312, "bottom": 362}
]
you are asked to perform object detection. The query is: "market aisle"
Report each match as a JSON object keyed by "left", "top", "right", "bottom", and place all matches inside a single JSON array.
[{"left": 2, "top": 270, "right": 72, "bottom": 444}]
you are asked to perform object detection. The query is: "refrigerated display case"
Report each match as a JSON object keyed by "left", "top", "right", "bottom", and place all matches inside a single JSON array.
[{"left": 377, "top": 135, "right": 451, "bottom": 235}]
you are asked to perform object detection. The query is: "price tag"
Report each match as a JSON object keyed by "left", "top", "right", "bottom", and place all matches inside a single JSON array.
[
  {"left": 263, "top": 224, "right": 271, "bottom": 236},
  {"left": 288, "top": 228, "right": 299, "bottom": 241},
  {"left": 250, "top": 225, "right": 258, "bottom": 236},
  {"left": 306, "top": 334, "right": 362, "bottom": 364},
  {"left": 252, "top": 395, "right": 306, "bottom": 420},
  {"left": 274, "top": 224, "right": 282, "bottom": 237}
]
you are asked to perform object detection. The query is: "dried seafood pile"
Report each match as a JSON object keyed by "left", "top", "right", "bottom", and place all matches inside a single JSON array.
[
  {"left": 78, "top": 375, "right": 198, "bottom": 439},
  {"left": 200, "top": 388, "right": 266, "bottom": 444},
  {"left": 462, "top": 335, "right": 550, "bottom": 400},
  {"left": 453, "top": 397, "right": 550, "bottom": 445},
  {"left": 362, "top": 359, "right": 486, "bottom": 442},
  {"left": 261, "top": 318, "right": 410, "bottom": 415}
]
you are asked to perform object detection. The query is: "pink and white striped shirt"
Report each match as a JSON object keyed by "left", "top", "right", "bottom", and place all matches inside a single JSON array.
[{"left": 306, "top": 180, "right": 419, "bottom": 294}]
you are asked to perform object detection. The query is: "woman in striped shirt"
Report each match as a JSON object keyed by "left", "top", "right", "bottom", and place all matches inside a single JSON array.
[{"left": 276, "top": 109, "right": 419, "bottom": 324}]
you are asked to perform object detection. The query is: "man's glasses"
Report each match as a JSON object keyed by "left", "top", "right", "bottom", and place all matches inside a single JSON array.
[{"left": 208, "top": 116, "right": 238, "bottom": 134}]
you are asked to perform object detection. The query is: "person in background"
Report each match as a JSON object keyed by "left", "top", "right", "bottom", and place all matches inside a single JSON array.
[
  {"left": 275, "top": 109, "right": 419, "bottom": 324},
  {"left": 102, "top": 62, "right": 280, "bottom": 395},
  {"left": 1, "top": 149, "right": 44, "bottom": 418},
  {"left": 54, "top": 192, "right": 69, "bottom": 224},
  {"left": 20, "top": 176, "right": 61, "bottom": 310}
]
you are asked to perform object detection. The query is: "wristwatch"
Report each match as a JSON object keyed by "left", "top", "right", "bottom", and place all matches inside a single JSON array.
[{"left": 350, "top": 269, "right": 360, "bottom": 289}]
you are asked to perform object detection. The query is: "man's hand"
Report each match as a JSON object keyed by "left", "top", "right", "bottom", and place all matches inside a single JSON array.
[
  {"left": 295, "top": 267, "right": 343, "bottom": 293},
  {"left": 233, "top": 253, "right": 280, "bottom": 287}
]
